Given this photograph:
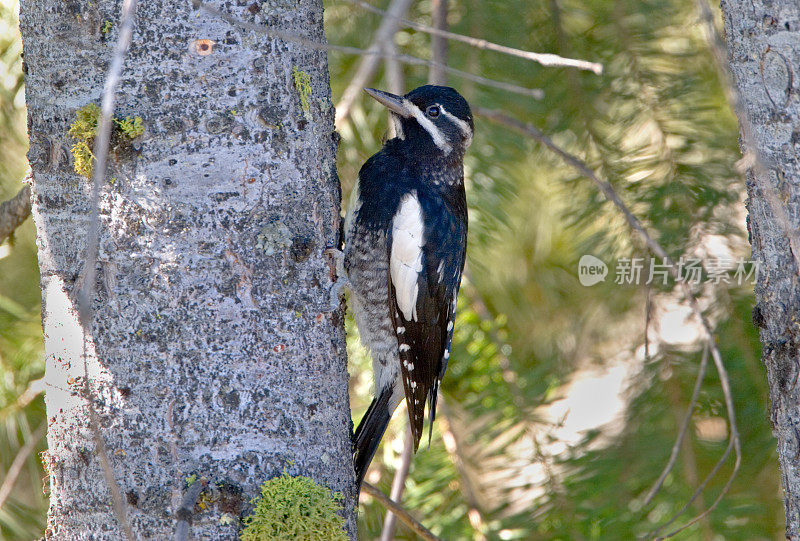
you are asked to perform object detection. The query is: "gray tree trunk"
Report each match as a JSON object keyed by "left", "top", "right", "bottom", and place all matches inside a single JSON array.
[
  {"left": 19, "top": 0, "right": 356, "bottom": 538},
  {"left": 720, "top": 1, "right": 800, "bottom": 538}
]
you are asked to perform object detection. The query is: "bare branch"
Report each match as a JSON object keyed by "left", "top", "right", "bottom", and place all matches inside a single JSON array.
[
  {"left": 384, "top": 39, "right": 405, "bottom": 96},
  {"left": 0, "top": 184, "right": 31, "bottom": 245},
  {"left": 379, "top": 426, "right": 414, "bottom": 541},
  {"left": 643, "top": 344, "right": 709, "bottom": 506},
  {"left": 362, "top": 481, "right": 442, "bottom": 541},
  {"left": 0, "top": 378, "right": 45, "bottom": 422},
  {"left": 192, "top": 0, "right": 543, "bottom": 101},
  {"left": 348, "top": 0, "right": 603, "bottom": 75},
  {"left": 476, "top": 107, "right": 741, "bottom": 538},
  {"left": 428, "top": 0, "right": 448, "bottom": 85},
  {"left": 174, "top": 477, "right": 209, "bottom": 541},
  {"left": 77, "top": 0, "right": 139, "bottom": 538},
  {"left": 0, "top": 422, "right": 46, "bottom": 510},
  {"left": 335, "top": 0, "right": 413, "bottom": 124}
]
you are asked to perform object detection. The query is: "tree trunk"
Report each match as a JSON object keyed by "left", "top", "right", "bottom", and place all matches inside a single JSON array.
[
  {"left": 720, "top": 1, "right": 800, "bottom": 538},
  {"left": 19, "top": 0, "right": 355, "bottom": 537}
]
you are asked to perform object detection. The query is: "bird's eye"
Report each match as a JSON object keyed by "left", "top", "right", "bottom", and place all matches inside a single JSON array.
[{"left": 426, "top": 105, "right": 440, "bottom": 118}]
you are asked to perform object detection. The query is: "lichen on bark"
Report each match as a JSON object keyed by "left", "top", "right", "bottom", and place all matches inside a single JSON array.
[{"left": 20, "top": 0, "right": 355, "bottom": 538}]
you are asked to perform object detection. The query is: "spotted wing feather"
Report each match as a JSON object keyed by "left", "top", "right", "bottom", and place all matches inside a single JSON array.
[{"left": 388, "top": 189, "right": 467, "bottom": 450}]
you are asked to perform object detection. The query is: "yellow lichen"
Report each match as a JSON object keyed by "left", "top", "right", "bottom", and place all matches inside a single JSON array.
[
  {"left": 292, "top": 67, "right": 312, "bottom": 117},
  {"left": 240, "top": 472, "right": 346, "bottom": 541}
]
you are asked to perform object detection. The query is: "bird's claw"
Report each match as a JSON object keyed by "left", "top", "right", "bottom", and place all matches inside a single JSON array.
[{"left": 323, "top": 248, "right": 348, "bottom": 313}]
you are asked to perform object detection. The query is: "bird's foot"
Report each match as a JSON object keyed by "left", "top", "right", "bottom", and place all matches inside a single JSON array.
[{"left": 323, "top": 248, "right": 348, "bottom": 313}]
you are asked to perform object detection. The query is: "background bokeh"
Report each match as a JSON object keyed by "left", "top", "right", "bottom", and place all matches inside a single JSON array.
[{"left": 0, "top": 0, "right": 781, "bottom": 539}]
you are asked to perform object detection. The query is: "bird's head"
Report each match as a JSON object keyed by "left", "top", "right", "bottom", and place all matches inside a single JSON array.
[{"left": 364, "top": 85, "right": 473, "bottom": 158}]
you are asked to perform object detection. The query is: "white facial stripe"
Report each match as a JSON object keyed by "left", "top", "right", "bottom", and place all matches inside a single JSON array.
[
  {"left": 403, "top": 99, "right": 452, "bottom": 154},
  {"left": 391, "top": 113, "right": 405, "bottom": 140},
  {"left": 440, "top": 106, "right": 473, "bottom": 148},
  {"left": 390, "top": 192, "right": 424, "bottom": 321}
]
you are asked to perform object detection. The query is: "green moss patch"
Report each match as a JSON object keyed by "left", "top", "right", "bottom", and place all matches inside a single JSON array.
[
  {"left": 240, "top": 472, "right": 347, "bottom": 541},
  {"left": 68, "top": 103, "right": 144, "bottom": 179}
]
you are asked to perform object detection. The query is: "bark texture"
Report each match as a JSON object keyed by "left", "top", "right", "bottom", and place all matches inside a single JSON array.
[
  {"left": 19, "top": 0, "right": 355, "bottom": 538},
  {"left": 720, "top": 1, "right": 800, "bottom": 537}
]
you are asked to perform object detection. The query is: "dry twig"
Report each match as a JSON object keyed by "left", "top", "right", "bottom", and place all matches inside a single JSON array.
[
  {"left": 77, "top": 0, "right": 139, "bottom": 538},
  {"left": 643, "top": 343, "right": 709, "bottom": 506},
  {"left": 0, "top": 184, "right": 31, "bottom": 245},
  {"left": 192, "top": 0, "right": 543, "bottom": 100},
  {"left": 362, "top": 481, "right": 442, "bottom": 541},
  {"left": 475, "top": 107, "right": 741, "bottom": 539},
  {"left": 379, "top": 426, "right": 414, "bottom": 541},
  {"left": 0, "top": 422, "right": 46, "bottom": 510},
  {"left": 348, "top": 0, "right": 603, "bottom": 75}
]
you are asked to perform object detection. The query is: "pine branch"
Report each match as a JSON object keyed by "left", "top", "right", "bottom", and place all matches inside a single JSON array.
[{"left": 476, "top": 107, "right": 741, "bottom": 540}]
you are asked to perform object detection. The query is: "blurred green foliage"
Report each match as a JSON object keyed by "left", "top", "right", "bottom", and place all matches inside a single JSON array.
[
  {"left": 0, "top": 0, "right": 780, "bottom": 539},
  {"left": 0, "top": 0, "right": 47, "bottom": 539}
]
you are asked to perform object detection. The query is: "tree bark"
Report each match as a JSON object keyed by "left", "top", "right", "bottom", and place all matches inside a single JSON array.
[
  {"left": 19, "top": 0, "right": 355, "bottom": 538},
  {"left": 720, "top": 1, "right": 800, "bottom": 538}
]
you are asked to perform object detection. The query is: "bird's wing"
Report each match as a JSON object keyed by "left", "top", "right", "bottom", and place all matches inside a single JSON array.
[{"left": 388, "top": 191, "right": 466, "bottom": 450}]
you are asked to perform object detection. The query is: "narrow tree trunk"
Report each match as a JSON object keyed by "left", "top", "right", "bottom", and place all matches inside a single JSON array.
[
  {"left": 19, "top": 0, "right": 355, "bottom": 537},
  {"left": 719, "top": 1, "right": 800, "bottom": 537}
]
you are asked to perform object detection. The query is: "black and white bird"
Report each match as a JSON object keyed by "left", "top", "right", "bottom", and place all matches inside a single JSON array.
[{"left": 341, "top": 85, "right": 472, "bottom": 490}]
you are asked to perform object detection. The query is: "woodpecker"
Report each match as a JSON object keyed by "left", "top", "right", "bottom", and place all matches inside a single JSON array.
[{"left": 343, "top": 85, "right": 472, "bottom": 490}]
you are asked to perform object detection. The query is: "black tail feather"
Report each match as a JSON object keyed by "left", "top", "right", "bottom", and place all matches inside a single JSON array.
[{"left": 353, "top": 387, "right": 392, "bottom": 491}]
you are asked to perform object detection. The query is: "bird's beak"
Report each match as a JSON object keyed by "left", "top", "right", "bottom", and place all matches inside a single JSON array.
[{"left": 364, "top": 88, "right": 410, "bottom": 117}]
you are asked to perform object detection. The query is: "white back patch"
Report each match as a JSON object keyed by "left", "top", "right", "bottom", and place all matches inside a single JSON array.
[
  {"left": 404, "top": 99, "right": 451, "bottom": 154},
  {"left": 390, "top": 192, "right": 424, "bottom": 321}
]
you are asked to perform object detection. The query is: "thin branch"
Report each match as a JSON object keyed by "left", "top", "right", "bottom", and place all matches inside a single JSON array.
[
  {"left": 651, "top": 437, "right": 736, "bottom": 539},
  {"left": 347, "top": 0, "right": 603, "bottom": 75},
  {"left": 379, "top": 425, "right": 414, "bottom": 541},
  {"left": 384, "top": 39, "right": 405, "bottom": 96},
  {"left": 0, "top": 422, "right": 46, "bottom": 510},
  {"left": 174, "top": 477, "right": 209, "bottom": 541},
  {"left": 335, "top": 0, "right": 413, "bottom": 124},
  {"left": 192, "top": 0, "right": 543, "bottom": 100},
  {"left": 362, "top": 481, "right": 442, "bottom": 541},
  {"left": 77, "top": 0, "right": 139, "bottom": 538},
  {"left": 643, "top": 343, "right": 709, "bottom": 506},
  {"left": 0, "top": 378, "right": 45, "bottom": 422},
  {"left": 476, "top": 107, "right": 741, "bottom": 539},
  {"left": 0, "top": 184, "right": 31, "bottom": 245},
  {"left": 428, "top": 0, "right": 448, "bottom": 84}
]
